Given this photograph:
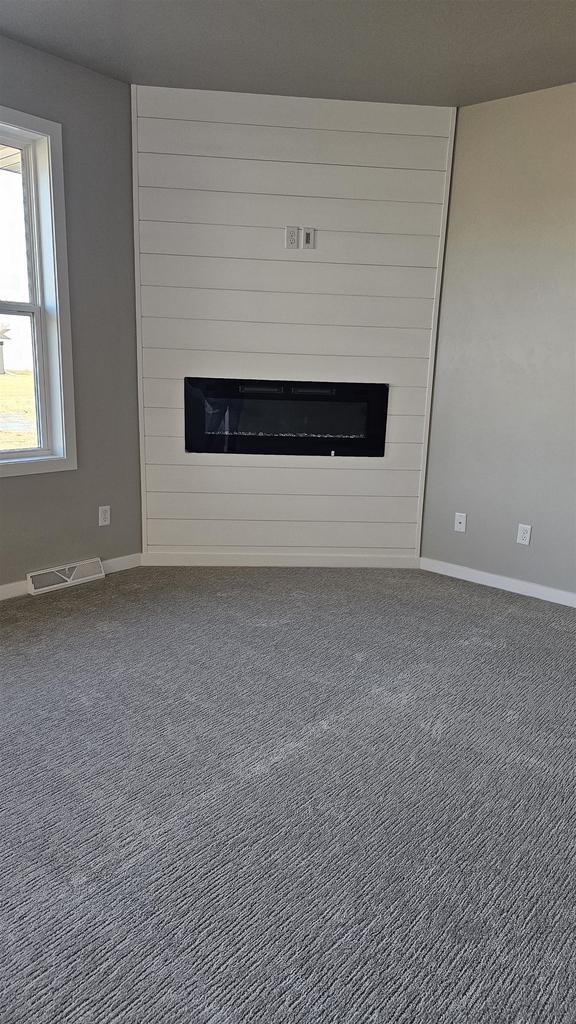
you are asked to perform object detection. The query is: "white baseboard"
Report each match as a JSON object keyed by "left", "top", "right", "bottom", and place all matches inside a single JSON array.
[
  {"left": 142, "top": 550, "right": 419, "bottom": 569},
  {"left": 0, "top": 579, "right": 28, "bottom": 601},
  {"left": 0, "top": 553, "right": 142, "bottom": 602},
  {"left": 420, "top": 557, "right": 576, "bottom": 608},
  {"left": 102, "top": 553, "right": 142, "bottom": 574},
  {"left": 4, "top": 551, "right": 571, "bottom": 609}
]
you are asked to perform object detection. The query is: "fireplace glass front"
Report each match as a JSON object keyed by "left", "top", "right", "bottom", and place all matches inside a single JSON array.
[{"left": 184, "top": 378, "right": 388, "bottom": 457}]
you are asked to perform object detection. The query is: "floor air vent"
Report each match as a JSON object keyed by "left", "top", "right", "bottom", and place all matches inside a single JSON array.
[{"left": 27, "top": 558, "right": 105, "bottom": 595}]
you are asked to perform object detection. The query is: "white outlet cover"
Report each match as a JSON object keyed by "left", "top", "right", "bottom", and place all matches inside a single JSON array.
[
  {"left": 454, "top": 512, "right": 467, "bottom": 533},
  {"left": 517, "top": 523, "right": 532, "bottom": 545},
  {"left": 284, "top": 226, "right": 299, "bottom": 249}
]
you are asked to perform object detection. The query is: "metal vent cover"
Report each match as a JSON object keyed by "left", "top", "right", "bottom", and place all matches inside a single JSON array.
[{"left": 27, "top": 557, "right": 104, "bottom": 595}]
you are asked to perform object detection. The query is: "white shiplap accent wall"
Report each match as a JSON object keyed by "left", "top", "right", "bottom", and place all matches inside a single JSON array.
[{"left": 133, "top": 86, "right": 455, "bottom": 567}]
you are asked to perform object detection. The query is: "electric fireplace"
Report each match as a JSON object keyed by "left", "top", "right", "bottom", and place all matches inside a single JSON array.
[{"left": 184, "top": 377, "right": 388, "bottom": 457}]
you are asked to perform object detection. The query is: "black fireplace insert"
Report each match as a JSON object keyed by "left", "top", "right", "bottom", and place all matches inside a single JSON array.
[{"left": 184, "top": 377, "right": 388, "bottom": 457}]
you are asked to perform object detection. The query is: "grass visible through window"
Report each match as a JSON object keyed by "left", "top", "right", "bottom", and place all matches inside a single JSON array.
[{"left": 0, "top": 317, "right": 38, "bottom": 450}]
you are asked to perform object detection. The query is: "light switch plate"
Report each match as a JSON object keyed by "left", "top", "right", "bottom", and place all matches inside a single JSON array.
[
  {"left": 454, "top": 512, "right": 467, "bottom": 533},
  {"left": 302, "top": 227, "right": 316, "bottom": 249}
]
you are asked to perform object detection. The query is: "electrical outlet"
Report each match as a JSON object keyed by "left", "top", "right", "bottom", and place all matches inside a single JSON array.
[
  {"left": 517, "top": 523, "right": 531, "bottom": 546},
  {"left": 98, "top": 505, "right": 111, "bottom": 527},
  {"left": 454, "top": 512, "right": 467, "bottom": 533},
  {"left": 302, "top": 227, "right": 316, "bottom": 249},
  {"left": 284, "top": 226, "right": 299, "bottom": 249}
]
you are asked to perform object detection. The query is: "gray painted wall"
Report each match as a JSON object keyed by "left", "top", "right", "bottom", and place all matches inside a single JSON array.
[
  {"left": 0, "top": 34, "right": 141, "bottom": 584},
  {"left": 422, "top": 84, "right": 576, "bottom": 592}
]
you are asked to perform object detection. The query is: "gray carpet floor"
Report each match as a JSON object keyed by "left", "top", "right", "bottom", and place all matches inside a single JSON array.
[{"left": 1, "top": 567, "right": 575, "bottom": 1023}]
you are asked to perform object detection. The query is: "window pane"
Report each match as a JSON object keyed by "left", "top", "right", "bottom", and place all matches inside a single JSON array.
[
  {"left": 0, "top": 314, "right": 39, "bottom": 451},
  {"left": 0, "top": 145, "right": 30, "bottom": 302}
]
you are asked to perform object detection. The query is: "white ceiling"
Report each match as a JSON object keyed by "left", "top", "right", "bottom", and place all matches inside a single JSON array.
[{"left": 0, "top": 0, "right": 575, "bottom": 107}]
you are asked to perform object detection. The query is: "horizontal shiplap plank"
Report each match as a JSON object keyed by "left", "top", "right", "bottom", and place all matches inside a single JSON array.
[
  {"left": 141, "top": 349, "right": 429, "bottom": 385},
  {"left": 146, "top": 465, "right": 421, "bottom": 496},
  {"left": 141, "top": 320, "right": 431, "bottom": 358},
  {"left": 139, "top": 189, "right": 444, "bottom": 235},
  {"left": 138, "top": 154, "right": 445, "bottom": 204},
  {"left": 143, "top": 379, "right": 427, "bottom": 415},
  {"left": 140, "top": 254, "right": 436, "bottom": 299},
  {"left": 141, "top": 288, "right": 433, "bottom": 328},
  {"left": 138, "top": 118, "right": 449, "bottom": 170},
  {"left": 147, "top": 492, "right": 418, "bottom": 524},
  {"left": 139, "top": 222, "right": 441, "bottom": 268},
  {"left": 145, "top": 546, "right": 417, "bottom": 565},
  {"left": 144, "top": 407, "right": 424, "bottom": 444},
  {"left": 137, "top": 87, "right": 452, "bottom": 137},
  {"left": 145, "top": 438, "right": 423, "bottom": 472},
  {"left": 144, "top": 407, "right": 181, "bottom": 435},
  {"left": 147, "top": 518, "right": 417, "bottom": 549}
]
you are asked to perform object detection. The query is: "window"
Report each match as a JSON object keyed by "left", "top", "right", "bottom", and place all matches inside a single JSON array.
[{"left": 0, "top": 106, "right": 76, "bottom": 476}]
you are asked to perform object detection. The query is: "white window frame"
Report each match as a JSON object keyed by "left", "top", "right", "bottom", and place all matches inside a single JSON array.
[{"left": 0, "top": 105, "right": 76, "bottom": 476}]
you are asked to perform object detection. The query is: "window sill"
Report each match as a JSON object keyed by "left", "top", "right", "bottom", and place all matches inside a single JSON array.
[{"left": 0, "top": 451, "right": 77, "bottom": 478}]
